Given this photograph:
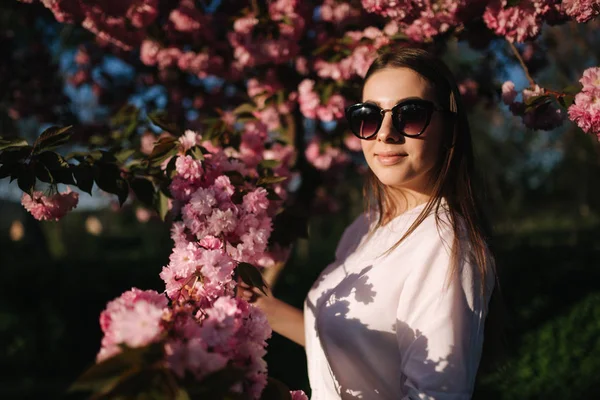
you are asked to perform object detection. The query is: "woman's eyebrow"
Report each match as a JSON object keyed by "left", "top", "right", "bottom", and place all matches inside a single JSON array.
[{"left": 363, "top": 96, "right": 424, "bottom": 106}]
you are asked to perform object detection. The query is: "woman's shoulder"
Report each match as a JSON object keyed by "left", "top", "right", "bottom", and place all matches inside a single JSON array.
[{"left": 334, "top": 212, "right": 372, "bottom": 260}]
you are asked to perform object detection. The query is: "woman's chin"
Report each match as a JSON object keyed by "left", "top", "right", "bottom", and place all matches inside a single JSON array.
[{"left": 371, "top": 169, "right": 419, "bottom": 188}]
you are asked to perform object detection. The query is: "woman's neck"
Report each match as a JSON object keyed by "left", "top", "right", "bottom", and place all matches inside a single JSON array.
[{"left": 380, "top": 187, "right": 432, "bottom": 224}]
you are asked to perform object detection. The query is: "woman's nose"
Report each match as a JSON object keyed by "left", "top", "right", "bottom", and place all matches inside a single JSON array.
[{"left": 377, "top": 111, "right": 403, "bottom": 143}]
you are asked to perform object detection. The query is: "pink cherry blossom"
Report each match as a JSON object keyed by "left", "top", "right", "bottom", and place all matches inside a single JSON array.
[
  {"left": 361, "top": 0, "right": 419, "bottom": 21},
  {"left": 344, "top": 134, "right": 363, "bottom": 152},
  {"left": 169, "top": 3, "right": 203, "bottom": 33},
  {"left": 305, "top": 137, "right": 350, "bottom": 171},
  {"left": 178, "top": 130, "right": 200, "bottom": 152},
  {"left": 109, "top": 301, "right": 164, "bottom": 347},
  {"left": 579, "top": 66, "right": 600, "bottom": 91},
  {"left": 298, "top": 80, "right": 320, "bottom": 119},
  {"left": 243, "top": 188, "right": 270, "bottom": 214},
  {"left": 127, "top": 0, "right": 159, "bottom": 29},
  {"left": 320, "top": 0, "right": 361, "bottom": 24},
  {"left": 140, "top": 131, "right": 156, "bottom": 155},
  {"left": 21, "top": 188, "right": 79, "bottom": 221},
  {"left": 562, "top": 0, "right": 600, "bottom": 23},
  {"left": 199, "top": 235, "right": 223, "bottom": 250},
  {"left": 234, "top": 15, "right": 259, "bottom": 34},
  {"left": 165, "top": 338, "right": 229, "bottom": 379},
  {"left": 97, "top": 288, "right": 167, "bottom": 361},
  {"left": 483, "top": 0, "right": 554, "bottom": 43},
  {"left": 140, "top": 40, "right": 160, "bottom": 66},
  {"left": 502, "top": 81, "right": 518, "bottom": 105},
  {"left": 135, "top": 207, "right": 152, "bottom": 223},
  {"left": 568, "top": 89, "right": 600, "bottom": 139},
  {"left": 291, "top": 391, "right": 309, "bottom": 400}
]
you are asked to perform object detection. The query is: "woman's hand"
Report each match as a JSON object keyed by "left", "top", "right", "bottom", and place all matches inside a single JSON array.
[
  {"left": 235, "top": 279, "right": 306, "bottom": 347},
  {"left": 236, "top": 280, "right": 275, "bottom": 314}
]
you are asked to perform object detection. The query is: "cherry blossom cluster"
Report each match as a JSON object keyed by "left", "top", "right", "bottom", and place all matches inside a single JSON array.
[
  {"left": 305, "top": 137, "right": 350, "bottom": 171},
  {"left": 21, "top": 188, "right": 79, "bottom": 221},
  {"left": 228, "top": 0, "right": 308, "bottom": 70},
  {"left": 97, "top": 288, "right": 272, "bottom": 398},
  {"left": 320, "top": 0, "right": 362, "bottom": 26},
  {"left": 36, "top": 0, "right": 159, "bottom": 50},
  {"left": 247, "top": 72, "right": 298, "bottom": 131},
  {"left": 93, "top": 125, "right": 298, "bottom": 397},
  {"left": 314, "top": 26, "right": 390, "bottom": 81},
  {"left": 298, "top": 79, "right": 347, "bottom": 122},
  {"left": 483, "top": 0, "right": 563, "bottom": 43},
  {"left": 562, "top": 0, "right": 600, "bottom": 23},
  {"left": 568, "top": 67, "right": 600, "bottom": 140},
  {"left": 138, "top": 0, "right": 224, "bottom": 79},
  {"left": 501, "top": 81, "right": 564, "bottom": 131},
  {"left": 361, "top": 0, "right": 472, "bottom": 42}
]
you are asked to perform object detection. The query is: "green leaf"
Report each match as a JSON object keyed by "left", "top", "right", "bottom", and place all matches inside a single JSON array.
[
  {"left": 94, "top": 163, "right": 129, "bottom": 206},
  {"left": 0, "top": 146, "right": 32, "bottom": 164},
  {"left": 34, "top": 161, "right": 53, "bottom": 183},
  {"left": 260, "top": 377, "right": 292, "bottom": 400},
  {"left": 35, "top": 125, "right": 72, "bottom": 152},
  {"left": 188, "top": 365, "right": 247, "bottom": 398},
  {"left": 259, "top": 159, "right": 280, "bottom": 169},
  {"left": 0, "top": 137, "right": 29, "bottom": 151},
  {"left": 562, "top": 84, "right": 582, "bottom": 95},
  {"left": 320, "top": 83, "right": 334, "bottom": 105},
  {"left": 165, "top": 155, "right": 178, "bottom": 179},
  {"left": 17, "top": 164, "right": 35, "bottom": 195},
  {"left": 224, "top": 170, "right": 245, "bottom": 186},
  {"left": 115, "top": 148, "right": 136, "bottom": 164},
  {"left": 99, "top": 150, "right": 117, "bottom": 163},
  {"left": 73, "top": 163, "right": 94, "bottom": 195},
  {"left": 187, "top": 145, "right": 205, "bottom": 161},
  {"left": 237, "top": 262, "right": 268, "bottom": 295},
  {"left": 524, "top": 95, "right": 552, "bottom": 113},
  {"left": 37, "top": 151, "right": 69, "bottom": 170},
  {"left": 175, "top": 388, "right": 191, "bottom": 400},
  {"left": 257, "top": 175, "right": 287, "bottom": 186},
  {"left": 130, "top": 177, "right": 155, "bottom": 207},
  {"left": 220, "top": 131, "right": 241, "bottom": 149},
  {"left": 155, "top": 190, "right": 170, "bottom": 221},
  {"left": 64, "top": 151, "right": 89, "bottom": 162},
  {"left": 110, "top": 104, "right": 139, "bottom": 126},
  {"left": 233, "top": 103, "right": 256, "bottom": 116},
  {"left": 0, "top": 164, "right": 14, "bottom": 179},
  {"left": 148, "top": 111, "right": 183, "bottom": 136},
  {"left": 149, "top": 137, "right": 179, "bottom": 167},
  {"left": 122, "top": 113, "right": 140, "bottom": 140},
  {"left": 36, "top": 151, "right": 75, "bottom": 184},
  {"left": 69, "top": 344, "right": 163, "bottom": 395},
  {"left": 558, "top": 94, "right": 575, "bottom": 109},
  {"left": 87, "top": 150, "right": 104, "bottom": 161}
]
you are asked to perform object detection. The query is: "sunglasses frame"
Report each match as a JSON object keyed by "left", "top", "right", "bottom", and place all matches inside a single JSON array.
[{"left": 345, "top": 98, "right": 453, "bottom": 140}]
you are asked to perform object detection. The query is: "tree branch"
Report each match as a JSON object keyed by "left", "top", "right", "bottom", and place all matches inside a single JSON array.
[{"left": 508, "top": 41, "right": 536, "bottom": 88}]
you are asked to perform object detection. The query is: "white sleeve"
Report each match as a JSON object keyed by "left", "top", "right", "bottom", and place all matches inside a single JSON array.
[{"left": 395, "top": 227, "right": 489, "bottom": 400}]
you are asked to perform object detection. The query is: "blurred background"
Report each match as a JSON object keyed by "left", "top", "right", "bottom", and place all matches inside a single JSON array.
[{"left": 2, "top": 1, "right": 600, "bottom": 400}]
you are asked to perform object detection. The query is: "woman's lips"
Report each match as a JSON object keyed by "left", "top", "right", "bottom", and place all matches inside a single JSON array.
[{"left": 375, "top": 152, "right": 407, "bottom": 166}]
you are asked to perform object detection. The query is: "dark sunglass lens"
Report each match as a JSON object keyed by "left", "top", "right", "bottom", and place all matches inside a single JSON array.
[
  {"left": 349, "top": 105, "right": 380, "bottom": 138},
  {"left": 396, "top": 104, "right": 428, "bottom": 136}
]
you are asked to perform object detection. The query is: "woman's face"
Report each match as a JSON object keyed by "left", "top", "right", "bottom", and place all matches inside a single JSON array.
[{"left": 361, "top": 67, "right": 447, "bottom": 194}]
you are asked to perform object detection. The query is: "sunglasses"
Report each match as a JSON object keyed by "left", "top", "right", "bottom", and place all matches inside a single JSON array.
[{"left": 345, "top": 99, "right": 454, "bottom": 140}]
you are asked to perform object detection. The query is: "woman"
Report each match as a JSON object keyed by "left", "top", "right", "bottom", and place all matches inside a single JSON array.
[{"left": 239, "top": 47, "right": 499, "bottom": 399}]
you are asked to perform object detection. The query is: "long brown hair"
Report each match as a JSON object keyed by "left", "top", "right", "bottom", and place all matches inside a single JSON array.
[{"left": 362, "top": 47, "right": 506, "bottom": 370}]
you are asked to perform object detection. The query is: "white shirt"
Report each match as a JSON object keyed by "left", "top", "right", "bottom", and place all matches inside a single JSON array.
[{"left": 303, "top": 201, "right": 494, "bottom": 400}]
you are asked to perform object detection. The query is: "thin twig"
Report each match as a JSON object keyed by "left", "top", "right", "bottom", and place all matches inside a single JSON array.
[{"left": 508, "top": 41, "right": 536, "bottom": 88}]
